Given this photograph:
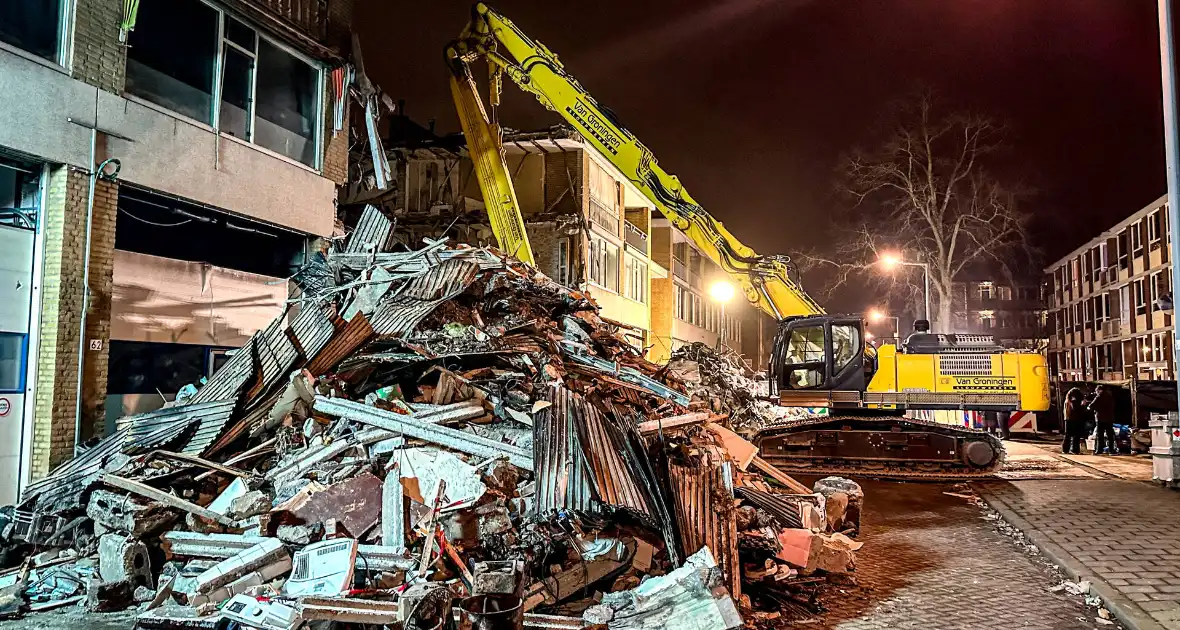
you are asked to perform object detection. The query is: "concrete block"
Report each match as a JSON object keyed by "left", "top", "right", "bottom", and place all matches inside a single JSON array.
[
  {"left": 87, "top": 489, "right": 176, "bottom": 537},
  {"left": 98, "top": 534, "right": 153, "bottom": 588},
  {"left": 194, "top": 538, "right": 289, "bottom": 595}
]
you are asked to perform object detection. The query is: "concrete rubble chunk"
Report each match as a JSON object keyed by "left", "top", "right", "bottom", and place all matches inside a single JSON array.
[
  {"left": 98, "top": 534, "right": 153, "bottom": 589},
  {"left": 87, "top": 489, "right": 176, "bottom": 537}
]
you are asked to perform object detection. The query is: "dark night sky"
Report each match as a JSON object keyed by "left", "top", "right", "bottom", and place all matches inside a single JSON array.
[{"left": 357, "top": 0, "right": 1166, "bottom": 284}]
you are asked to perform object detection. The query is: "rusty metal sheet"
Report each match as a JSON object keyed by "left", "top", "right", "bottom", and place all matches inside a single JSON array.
[
  {"left": 532, "top": 386, "right": 594, "bottom": 520},
  {"left": 369, "top": 258, "right": 481, "bottom": 338},
  {"left": 306, "top": 313, "right": 374, "bottom": 375},
  {"left": 669, "top": 458, "right": 741, "bottom": 601},
  {"left": 283, "top": 471, "right": 383, "bottom": 536}
]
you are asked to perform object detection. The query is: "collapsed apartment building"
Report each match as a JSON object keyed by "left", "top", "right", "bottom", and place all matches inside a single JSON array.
[
  {"left": 0, "top": 208, "right": 863, "bottom": 629},
  {"left": 341, "top": 118, "right": 779, "bottom": 370}
]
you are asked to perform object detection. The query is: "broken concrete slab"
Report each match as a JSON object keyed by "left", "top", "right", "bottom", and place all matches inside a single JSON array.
[
  {"left": 282, "top": 471, "right": 382, "bottom": 536},
  {"left": 87, "top": 489, "right": 176, "bottom": 537},
  {"left": 593, "top": 547, "right": 742, "bottom": 630},
  {"left": 396, "top": 448, "right": 487, "bottom": 505},
  {"left": 193, "top": 538, "right": 289, "bottom": 595}
]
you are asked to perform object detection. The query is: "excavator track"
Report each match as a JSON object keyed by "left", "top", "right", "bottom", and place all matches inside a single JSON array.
[{"left": 752, "top": 414, "right": 1006, "bottom": 480}]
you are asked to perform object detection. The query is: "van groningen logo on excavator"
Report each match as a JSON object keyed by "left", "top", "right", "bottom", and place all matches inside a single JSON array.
[
  {"left": 568, "top": 100, "right": 623, "bottom": 155},
  {"left": 945, "top": 376, "right": 1017, "bottom": 391}
]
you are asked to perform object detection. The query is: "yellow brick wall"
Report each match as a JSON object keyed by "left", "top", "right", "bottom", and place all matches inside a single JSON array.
[
  {"left": 71, "top": 0, "right": 126, "bottom": 93},
  {"left": 31, "top": 167, "right": 117, "bottom": 477}
]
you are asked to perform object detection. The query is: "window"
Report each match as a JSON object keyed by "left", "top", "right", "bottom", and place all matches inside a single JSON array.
[
  {"left": 1152, "top": 272, "right": 1171, "bottom": 312},
  {"left": 997, "top": 286, "right": 1012, "bottom": 301},
  {"left": 1131, "top": 221, "right": 1143, "bottom": 255},
  {"left": 0, "top": 0, "right": 65, "bottom": 62},
  {"left": 126, "top": 0, "right": 322, "bottom": 167},
  {"left": 832, "top": 325, "right": 860, "bottom": 372},
  {"left": 1150, "top": 211, "right": 1164, "bottom": 243},
  {"left": 0, "top": 333, "right": 25, "bottom": 393},
  {"left": 1118, "top": 230, "right": 1130, "bottom": 269},
  {"left": 977, "top": 283, "right": 994, "bottom": 300},
  {"left": 979, "top": 313, "right": 995, "bottom": 329},
  {"left": 126, "top": 0, "right": 219, "bottom": 124},
  {"left": 588, "top": 235, "right": 619, "bottom": 292},
  {"left": 625, "top": 255, "right": 647, "bottom": 303},
  {"left": 556, "top": 239, "right": 570, "bottom": 285},
  {"left": 782, "top": 325, "right": 826, "bottom": 388},
  {"left": 587, "top": 160, "right": 620, "bottom": 234},
  {"left": 1135, "top": 278, "right": 1147, "bottom": 315},
  {"left": 0, "top": 161, "right": 41, "bottom": 230}
]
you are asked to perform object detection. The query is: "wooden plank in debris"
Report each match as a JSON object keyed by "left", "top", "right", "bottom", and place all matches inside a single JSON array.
[
  {"left": 102, "top": 474, "right": 237, "bottom": 526},
  {"left": 636, "top": 412, "right": 711, "bottom": 435},
  {"left": 705, "top": 423, "right": 758, "bottom": 470},
  {"left": 751, "top": 456, "right": 813, "bottom": 495},
  {"left": 149, "top": 450, "right": 251, "bottom": 479}
]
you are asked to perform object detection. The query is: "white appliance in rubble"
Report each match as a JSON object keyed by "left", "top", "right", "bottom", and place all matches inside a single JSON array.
[{"left": 1149, "top": 412, "right": 1180, "bottom": 487}]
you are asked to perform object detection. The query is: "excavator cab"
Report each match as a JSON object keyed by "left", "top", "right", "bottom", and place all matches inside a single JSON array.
[{"left": 771, "top": 315, "right": 876, "bottom": 394}]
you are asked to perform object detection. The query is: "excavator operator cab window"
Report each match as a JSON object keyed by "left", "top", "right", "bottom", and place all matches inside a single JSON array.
[
  {"left": 782, "top": 324, "right": 827, "bottom": 388},
  {"left": 774, "top": 316, "right": 872, "bottom": 393}
]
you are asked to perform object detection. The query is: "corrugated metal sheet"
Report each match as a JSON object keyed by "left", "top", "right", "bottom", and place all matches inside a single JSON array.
[
  {"left": 331, "top": 248, "right": 504, "bottom": 273},
  {"left": 290, "top": 302, "right": 336, "bottom": 360},
  {"left": 576, "top": 395, "right": 657, "bottom": 523},
  {"left": 203, "top": 388, "right": 284, "bottom": 458},
  {"left": 532, "top": 386, "right": 595, "bottom": 520},
  {"left": 22, "top": 428, "right": 131, "bottom": 512},
  {"left": 306, "top": 313, "right": 374, "bottom": 375},
  {"left": 192, "top": 337, "right": 257, "bottom": 405},
  {"left": 733, "top": 488, "right": 813, "bottom": 530},
  {"left": 115, "top": 398, "right": 239, "bottom": 456},
  {"left": 369, "top": 258, "right": 480, "bottom": 338},
  {"left": 669, "top": 458, "right": 741, "bottom": 601},
  {"left": 251, "top": 314, "right": 300, "bottom": 398},
  {"left": 345, "top": 205, "right": 394, "bottom": 254}
]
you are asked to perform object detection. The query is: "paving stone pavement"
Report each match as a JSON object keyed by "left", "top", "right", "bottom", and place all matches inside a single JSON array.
[
  {"left": 816, "top": 480, "right": 1107, "bottom": 630},
  {"left": 974, "top": 478, "right": 1180, "bottom": 630}
]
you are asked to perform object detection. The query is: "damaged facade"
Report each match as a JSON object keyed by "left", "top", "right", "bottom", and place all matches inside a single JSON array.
[
  {"left": 345, "top": 121, "right": 775, "bottom": 369},
  {"left": 0, "top": 219, "right": 863, "bottom": 629},
  {"left": 0, "top": 0, "right": 353, "bottom": 499}
]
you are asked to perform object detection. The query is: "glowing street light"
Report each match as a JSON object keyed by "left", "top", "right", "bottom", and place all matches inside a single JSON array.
[
  {"left": 709, "top": 280, "right": 736, "bottom": 351},
  {"left": 866, "top": 308, "right": 900, "bottom": 343},
  {"left": 877, "top": 252, "right": 931, "bottom": 324}
]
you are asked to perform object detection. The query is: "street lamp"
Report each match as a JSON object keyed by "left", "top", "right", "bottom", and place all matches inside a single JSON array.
[
  {"left": 878, "top": 252, "right": 931, "bottom": 324},
  {"left": 867, "top": 308, "right": 900, "bottom": 344},
  {"left": 709, "top": 280, "right": 736, "bottom": 350}
]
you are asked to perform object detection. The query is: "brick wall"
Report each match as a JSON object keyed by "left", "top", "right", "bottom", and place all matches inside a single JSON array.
[
  {"left": 649, "top": 226, "right": 675, "bottom": 363},
  {"left": 544, "top": 150, "right": 585, "bottom": 217},
  {"left": 31, "top": 167, "right": 117, "bottom": 477},
  {"left": 71, "top": 0, "right": 127, "bottom": 93},
  {"left": 322, "top": 83, "right": 349, "bottom": 185}
]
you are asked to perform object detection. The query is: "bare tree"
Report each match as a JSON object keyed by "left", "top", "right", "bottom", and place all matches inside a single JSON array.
[{"left": 804, "top": 93, "right": 1033, "bottom": 331}]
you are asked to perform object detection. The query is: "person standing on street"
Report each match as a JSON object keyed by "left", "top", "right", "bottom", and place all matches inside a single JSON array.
[
  {"left": 1062, "top": 387, "right": 1090, "bottom": 455},
  {"left": 997, "top": 409, "right": 1011, "bottom": 440},
  {"left": 1088, "top": 384, "right": 1117, "bottom": 455}
]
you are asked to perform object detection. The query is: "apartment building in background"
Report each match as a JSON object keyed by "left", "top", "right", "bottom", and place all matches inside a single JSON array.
[
  {"left": 950, "top": 275, "right": 1047, "bottom": 348},
  {"left": 369, "top": 122, "right": 775, "bottom": 366},
  {"left": 0, "top": 0, "right": 352, "bottom": 496},
  {"left": 1045, "top": 194, "right": 1174, "bottom": 382}
]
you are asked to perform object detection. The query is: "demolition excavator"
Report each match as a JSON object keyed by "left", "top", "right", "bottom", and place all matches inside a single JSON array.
[{"left": 446, "top": 4, "right": 1051, "bottom": 478}]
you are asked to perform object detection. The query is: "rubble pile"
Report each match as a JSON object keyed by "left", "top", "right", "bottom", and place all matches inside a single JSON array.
[{"left": 0, "top": 207, "right": 863, "bottom": 629}]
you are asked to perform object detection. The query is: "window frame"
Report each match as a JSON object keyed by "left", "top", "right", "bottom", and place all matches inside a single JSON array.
[
  {"left": 124, "top": 0, "right": 324, "bottom": 170},
  {"left": 0, "top": 0, "right": 73, "bottom": 68}
]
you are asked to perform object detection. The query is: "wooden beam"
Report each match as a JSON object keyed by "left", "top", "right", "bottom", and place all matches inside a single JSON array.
[
  {"left": 751, "top": 457, "right": 812, "bottom": 495},
  {"left": 101, "top": 474, "right": 237, "bottom": 527}
]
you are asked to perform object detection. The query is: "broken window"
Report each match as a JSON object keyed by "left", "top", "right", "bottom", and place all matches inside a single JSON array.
[
  {"left": 126, "top": 0, "right": 219, "bottom": 124},
  {"left": 126, "top": 1, "right": 322, "bottom": 167},
  {"left": 587, "top": 160, "right": 619, "bottom": 234},
  {"left": 588, "top": 234, "right": 619, "bottom": 292},
  {"left": 0, "top": 0, "right": 64, "bottom": 62},
  {"left": 556, "top": 238, "right": 570, "bottom": 286}
]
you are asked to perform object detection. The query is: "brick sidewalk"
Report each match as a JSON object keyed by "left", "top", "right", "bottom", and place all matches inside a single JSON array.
[
  {"left": 817, "top": 480, "right": 1105, "bottom": 629},
  {"left": 974, "top": 478, "right": 1180, "bottom": 630}
]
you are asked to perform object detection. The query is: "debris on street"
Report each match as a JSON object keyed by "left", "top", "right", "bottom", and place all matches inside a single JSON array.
[{"left": 0, "top": 207, "right": 863, "bottom": 628}]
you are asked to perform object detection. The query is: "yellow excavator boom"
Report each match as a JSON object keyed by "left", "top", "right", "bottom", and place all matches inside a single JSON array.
[{"left": 448, "top": 3, "right": 822, "bottom": 320}]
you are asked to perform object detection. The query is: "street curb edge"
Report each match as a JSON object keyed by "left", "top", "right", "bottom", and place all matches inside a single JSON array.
[{"left": 971, "top": 483, "right": 1165, "bottom": 630}]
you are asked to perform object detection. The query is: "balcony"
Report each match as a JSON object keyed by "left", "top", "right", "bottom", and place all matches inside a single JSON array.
[{"left": 624, "top": 220, "right": 648, "bottom": 252}]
